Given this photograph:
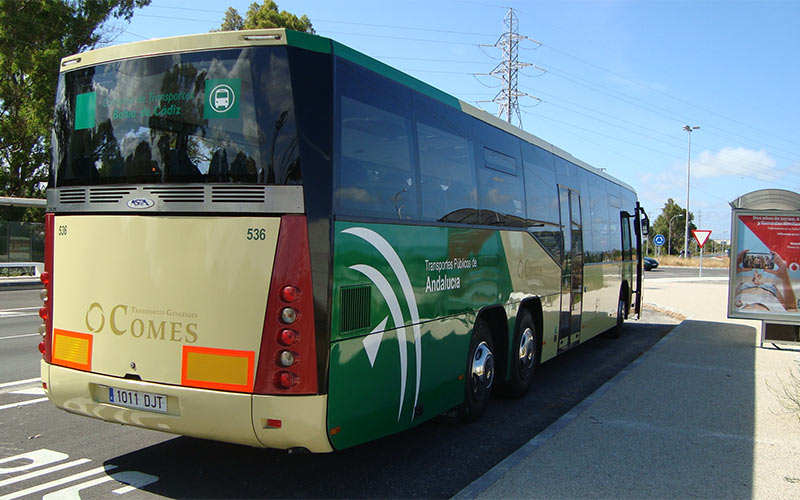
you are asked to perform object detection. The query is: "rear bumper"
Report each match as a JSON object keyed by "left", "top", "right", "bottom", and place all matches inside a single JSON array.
[{"left": 41, "top": 361, "right": 333, "bottom": 452}]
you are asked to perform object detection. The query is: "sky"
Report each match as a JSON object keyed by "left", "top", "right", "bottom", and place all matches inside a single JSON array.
[{"left": 104, "top": 0, "right": 800, "bottom": 244}]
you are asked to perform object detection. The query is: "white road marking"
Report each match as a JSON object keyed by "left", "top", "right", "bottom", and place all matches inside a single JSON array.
[
  {"left": 0, "top": 465, "right": 117, "bottom": 500},
  {"left": 0, "top": 333, "right": 39, "bottom": 341},
  {"left": 0, "top": 449, "right": 159, "bottom": 499},
  {"left": 0, "top": 449, "right": 66, "bottom": 473},
  {"left": 0, "top": 307, "right": 40, "bottom": 312},
  {"left": 42, "top": 471, "right": 158, "bottom": 499},
  {"left": 0, "top": 307, "right": 41, "bottom": 320},
  {"left": 0, "top": 398, "right": 48, "bottom": 411},
  {"left": 0, "top": 459, "right": 90, "bottom": 488},
  {"left": 0, "top": 378, "right": 40, "bottom": 389},
  {"left": 10, "top": 388, "right": 46, "bottom": 396}
]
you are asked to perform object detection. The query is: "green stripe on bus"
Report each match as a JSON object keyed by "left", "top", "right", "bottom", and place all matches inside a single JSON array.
[
  {"left": 332, "top": 41, "right": 461, "bottom": 110},
  {"left": 285, "top": 30, "right": 332, "bottom": 54}
]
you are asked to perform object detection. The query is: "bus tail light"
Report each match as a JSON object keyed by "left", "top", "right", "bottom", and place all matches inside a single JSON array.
[
  {"left": 40, "top": 214, "right": 54, "bottom": 363},
  {"left": 254, "top": 215, "right": 318, "bottom": 395}
]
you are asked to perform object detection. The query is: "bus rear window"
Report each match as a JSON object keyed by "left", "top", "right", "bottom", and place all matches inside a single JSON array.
[{"left": 52, "top": 46, "right": 300, "bottom": 186}]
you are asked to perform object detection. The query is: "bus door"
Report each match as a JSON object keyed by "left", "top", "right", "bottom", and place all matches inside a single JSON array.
[
  {"left": 621, "top": 211, "right": 634, "bottom": 308},
  {"left": 558, "top": 186, "right": 584, "bottom": 351}
]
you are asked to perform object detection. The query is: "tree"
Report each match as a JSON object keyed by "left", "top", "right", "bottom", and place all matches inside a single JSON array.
[
  {"left": 651, "top": 198, "right": 696, "bottom": 256},
  {"left": 0, "top": 0, "right": 151, "bottom": 220},
  {"left": 219, "top": 7, "right": 243, "bottom": 31},
  {"left": 217, "top": 1, "right": 313, "bottom": 33}
]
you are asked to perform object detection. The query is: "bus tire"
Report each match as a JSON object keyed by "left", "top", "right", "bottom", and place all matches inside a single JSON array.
[
  {"left": 609, "top": 293, "right": 626, "bottom": 338},
  {"left": 463, "top": 320, "right": 495, "bottom": 422},
  {"left": 504, "top": 309, "right": 539, "bottom": 398}
]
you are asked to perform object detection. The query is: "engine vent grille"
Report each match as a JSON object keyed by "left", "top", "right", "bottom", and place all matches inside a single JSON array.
[
  {"left": 59, "top": 188, "right": 86, "bottom": 204},
  {"left": 89, "top": 187, "right": 134, "bottom": 203},
  {"left": 211, "top": 185, "right": 267, "bottom": 203},
  {"left": 144, "top": 186, "right": 205, "bottom": 203},
  {"left": 340, "top": 285, "right": 371, "bottom": 334},
  {"left": 48, "top": 184, "right": 303, "bottom": 213}
]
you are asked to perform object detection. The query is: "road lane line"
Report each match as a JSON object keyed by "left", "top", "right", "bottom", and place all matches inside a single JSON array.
[
  {"left": 0, "top": 378, "right": 40, "bottom": 389},
  {"left": 0, "top": 307, "right": 40, "bottom": 312},
  {"left": 0, "top": 398, "right": 48, "bottom": 411},
  {"left": 0, "top": 459, "right": 90, "bottom": 487},
  {"left": 10, "top": 388, "right": 46, "bottom": 396},
  {"left": 0, "top": 333, "right": 39, "bottom": 341},
  {"left": 0, "top": 465, "right": 117, "bottom": 500},
  {"left": 43, "top": 471, "right": 158, "bottom": 499}
]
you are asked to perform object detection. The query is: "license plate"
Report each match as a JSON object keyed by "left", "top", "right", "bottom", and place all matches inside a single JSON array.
[{"left": 107, "top": 386, "right": 168, "bottom": 413}]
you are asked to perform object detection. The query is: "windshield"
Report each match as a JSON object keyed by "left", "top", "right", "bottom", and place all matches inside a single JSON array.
[{"left": 52, "top": 46, "right": 300, "bottom": 187}]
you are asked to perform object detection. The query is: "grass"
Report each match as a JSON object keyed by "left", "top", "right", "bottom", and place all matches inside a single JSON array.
[{"left": 652, "top": 255, "right": 730, "bottom": 268}]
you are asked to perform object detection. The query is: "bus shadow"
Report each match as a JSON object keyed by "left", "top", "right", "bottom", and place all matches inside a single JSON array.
[{"left": 102, "top": 318, "right": 754, "bottom": 499}]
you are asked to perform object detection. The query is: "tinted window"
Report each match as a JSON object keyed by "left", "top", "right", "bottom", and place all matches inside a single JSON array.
[
  {"left": 416, "top": 101, "right": 476, "bottom": 223},
  {"left": 588, "top": 173, "right": 609, "bottom": 263},
  {"left": 53, "top": 47, "right": 298, "bottom": 186},
  {"left": 479, "top": 147, "right": 524, "bottom": 226},
  {"left": 474, "top": 122, "right": 524, "bottom": 227},
  {"left": 521, "top": 142, "right": 559, "bottom": 225},
  {"left": 607, "top": 184, "right": 623, "bottom": 261},
  {"left": 334, "top": 61, "right": 417, "bottom": 219}
]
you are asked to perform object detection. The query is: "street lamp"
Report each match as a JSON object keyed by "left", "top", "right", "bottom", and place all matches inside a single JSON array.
[
  {"left": 683, "top": 125, "right": 699, "bottom": 258},
  {"left": 668, "top": 213, "right": 682, "bottom": 255}
]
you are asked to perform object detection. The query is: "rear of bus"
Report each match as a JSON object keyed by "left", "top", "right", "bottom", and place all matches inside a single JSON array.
[{"left": 40, "top": 30, "right": 335, "bottom": 452}]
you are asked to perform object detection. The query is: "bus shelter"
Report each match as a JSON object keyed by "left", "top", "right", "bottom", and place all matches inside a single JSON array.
[{"left": 728, "top": 189, "right": 800, "bottom": 346}]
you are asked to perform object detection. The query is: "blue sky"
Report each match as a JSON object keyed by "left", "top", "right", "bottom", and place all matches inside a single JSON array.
[{"left": 106, "top": 0, "right": 800, "bottom": 243}]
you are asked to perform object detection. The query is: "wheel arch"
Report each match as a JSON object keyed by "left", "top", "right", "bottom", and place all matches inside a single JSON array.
[
  {"left": 475, "top": 305, "right": 508, "bottom": 386},
  {"left": 517, "top": 297, "right": 543, "bottom": 360},
  {"left": 620, "top": 279, "right": 631, "bottom": 319}
]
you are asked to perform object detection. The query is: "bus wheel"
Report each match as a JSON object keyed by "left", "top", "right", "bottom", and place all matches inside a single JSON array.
[
  {"left": 463, "top": 320, "right": 495, "bottom": 422},
  {"left": 609, "top": 293, "right": 626, "bottom": 338},
  {"left": 505, "top": 309, "right": 539, "bottom": 398}
]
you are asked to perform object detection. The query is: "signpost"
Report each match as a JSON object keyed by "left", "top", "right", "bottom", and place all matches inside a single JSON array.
[
  {"left": 692, "top": 229, "right": 712, "bottom": 278},
  {"left": 653, "top": 234, "right": 665, "bottom": 257}
]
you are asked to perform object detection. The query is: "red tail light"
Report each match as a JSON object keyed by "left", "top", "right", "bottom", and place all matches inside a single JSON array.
[
  {"left": 253, "top": 216, "right": 318, "bottom": 394},
  {"left": 41, "top": 213, "right": 54, "bottom": 363}
]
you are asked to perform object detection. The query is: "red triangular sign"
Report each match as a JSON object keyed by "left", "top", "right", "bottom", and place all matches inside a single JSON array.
[{"left": 692, "top": 230, "right": 712, "bottom": 248}]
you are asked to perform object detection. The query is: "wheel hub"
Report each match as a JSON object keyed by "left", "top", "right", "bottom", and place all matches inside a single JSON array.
[
  {"left": 518, "top": 327, "right": 536, "bottom": 371},
  {"left": 470, "top": 341, "right": 494, "bottom": 396}
]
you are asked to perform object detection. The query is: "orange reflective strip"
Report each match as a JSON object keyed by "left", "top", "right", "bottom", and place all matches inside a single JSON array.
[
  {"left": 52, "top": 329, "right": 93, "bottom": 371},
  {"left": 181, "top": 346, "right": 255, "bottom": 393}
]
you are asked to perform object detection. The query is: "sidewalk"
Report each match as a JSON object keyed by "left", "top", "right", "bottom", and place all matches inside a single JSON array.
[{"left": 455, "top": 277, "right": 800, "bottom": 499}]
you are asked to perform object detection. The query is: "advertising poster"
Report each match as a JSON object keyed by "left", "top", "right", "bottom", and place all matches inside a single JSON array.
[{"left": 729, "top": 211, "right": 800, "bottom": 327}]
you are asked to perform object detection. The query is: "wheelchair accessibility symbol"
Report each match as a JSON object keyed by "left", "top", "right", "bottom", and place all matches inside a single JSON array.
[{"left": 209, "top": 84, "right": 235, "bottom": 114}]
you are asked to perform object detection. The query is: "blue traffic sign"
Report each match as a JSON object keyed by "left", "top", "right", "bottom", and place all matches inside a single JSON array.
[{"left": 653, "top": 234, "right": 666, "bottom": 246}]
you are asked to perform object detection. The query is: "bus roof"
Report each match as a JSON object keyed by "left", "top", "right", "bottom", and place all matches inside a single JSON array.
[{"left": 60, "top": 28, "right": 635, "bottom": 194}]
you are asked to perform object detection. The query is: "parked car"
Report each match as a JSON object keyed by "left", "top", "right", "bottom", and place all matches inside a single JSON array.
[{"left": 644, "top": 257, "right": 659, "bottom": 271}]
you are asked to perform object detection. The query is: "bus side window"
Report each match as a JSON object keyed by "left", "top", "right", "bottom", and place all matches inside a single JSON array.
[
  {"left": 335, "top": 96, "right": 417, "bottom": 220},
  {"left": 334, "top": 60, "right": 418, "bottom": 220},
  {"left": 417, "top": 121, "right": 476, "bottom": 223}
]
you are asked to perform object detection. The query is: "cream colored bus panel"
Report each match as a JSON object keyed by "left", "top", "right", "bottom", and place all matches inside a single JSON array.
[
  {"left": 52, "top": 215, "right": 280, "bottom": 389},
  {"left": 47, "top": 364, "right": 262, "bottom": 447}
]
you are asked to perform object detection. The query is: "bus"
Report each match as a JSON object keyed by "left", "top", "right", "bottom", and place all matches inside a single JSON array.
[{"left": 40, "top": 29, "right": 648, "bottom": 453}]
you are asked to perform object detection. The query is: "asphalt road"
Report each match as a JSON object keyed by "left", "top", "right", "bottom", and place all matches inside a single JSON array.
[
  {"left": 0, "top": 288, "right": 45, "bottom": 384},
  {"left": 644, "top": 265, "right": 728, "bottom": 280},
  {"left": 0, "top": 288, "right": 679, "bottom": 499}
]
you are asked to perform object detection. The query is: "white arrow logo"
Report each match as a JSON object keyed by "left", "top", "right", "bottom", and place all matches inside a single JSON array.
[{"left": 342, "top": 227, "right": 422, "bottom": 422}]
